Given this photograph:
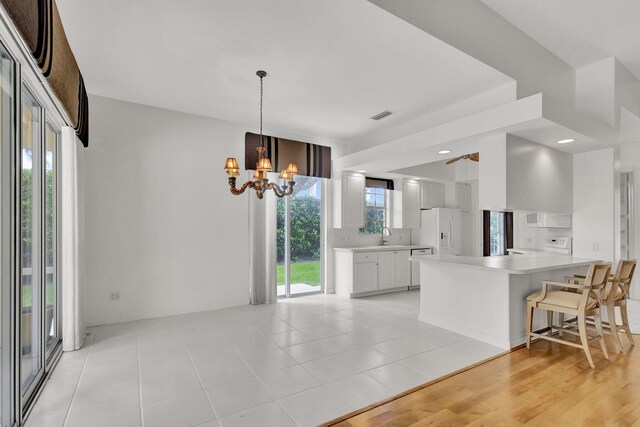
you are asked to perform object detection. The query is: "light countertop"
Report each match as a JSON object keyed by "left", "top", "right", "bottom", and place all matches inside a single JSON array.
[
  {"left": 334, "top": 245, "right": 428, "bottom": 253},
  {"left": 409, "top": 253, "right": 598, "bottom": 274}
]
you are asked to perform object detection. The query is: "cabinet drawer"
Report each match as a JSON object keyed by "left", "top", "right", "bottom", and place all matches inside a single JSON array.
[{"left": 354, "top": 252, "right": 378, "bottom": 264}]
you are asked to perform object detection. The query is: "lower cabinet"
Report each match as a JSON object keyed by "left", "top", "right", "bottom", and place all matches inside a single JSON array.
[
  {"left": 378, "top": 252, "right": 395, "bottom": 289},
  {"left": 335, "top": 249, "right": 412, "bottom": 298},
  {"left": 354, "top": 262, "right": 379, "bottom": 293}
]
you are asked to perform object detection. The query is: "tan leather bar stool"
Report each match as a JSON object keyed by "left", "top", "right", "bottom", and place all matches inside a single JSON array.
[
  {"left": 526, "top": 263, "right": 611, "bottom": 369},
  {"left": 565, "top": 259, "right": 636, "bottom": 353}
]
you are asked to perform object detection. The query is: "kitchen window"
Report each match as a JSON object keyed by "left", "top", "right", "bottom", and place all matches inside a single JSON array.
[
  {"left": 361, "top": 187, "right": 386, "bottom": 234},
  {"left": 482, "top": 210, "right": 513, "bottom": 256}
]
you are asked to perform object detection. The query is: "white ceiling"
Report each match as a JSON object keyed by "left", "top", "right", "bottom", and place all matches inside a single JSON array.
[
  {"left": 481, "top": 0, "right": 640, "bottom": 78},
  {"left": 56, "top": 0, "right": 512, "bottom": 142}
]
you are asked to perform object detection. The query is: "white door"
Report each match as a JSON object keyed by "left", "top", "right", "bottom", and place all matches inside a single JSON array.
[
  {"left": 354, "top": 262, "right": 378, "bottom": 293},
  {"left": 394, "top": 251, "right": 411, "bottom": 287},
  {"left": 378, "top": 252, "right": 395, "bottom": 289}
]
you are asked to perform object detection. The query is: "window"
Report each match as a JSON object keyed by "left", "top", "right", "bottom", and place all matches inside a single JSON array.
[
  {"left": 361, "top": 187, "right": 386, "bottom": 234},
  {"left": 483, "top": 211, "right": 513, "bottom": 256},
  {"left": 489, "top": 212, "right": 505, "bottom": 256}
]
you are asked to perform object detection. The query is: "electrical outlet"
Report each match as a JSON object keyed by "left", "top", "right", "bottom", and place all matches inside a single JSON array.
[
  {"left": 592, "top": 242, "right": 599, "bottom": 252},
  {"left": 110, "top": 292, "right": 120, "bottom": 301}
]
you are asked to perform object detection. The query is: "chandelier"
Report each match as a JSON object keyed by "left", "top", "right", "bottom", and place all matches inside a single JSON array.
[{"left": 224, "top": 70, "right": 298, "bottom": 199}]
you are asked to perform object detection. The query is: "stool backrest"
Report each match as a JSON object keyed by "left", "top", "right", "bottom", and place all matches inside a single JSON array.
[
  {"left": 583, "top": 263, "right": 612, "bottom": 304},
  {"left": 613, "top": 259, "right": 637, "bottom": 298}
]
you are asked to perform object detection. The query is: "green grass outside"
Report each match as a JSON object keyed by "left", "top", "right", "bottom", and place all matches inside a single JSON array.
[
  {"left": 277, "top": 260, "right": 320, "bottom": 287},
  {"left": 21, "top": 281, "right": 55, "bottom": 308}
]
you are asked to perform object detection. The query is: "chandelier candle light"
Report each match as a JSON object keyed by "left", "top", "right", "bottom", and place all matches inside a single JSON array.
[{"left": 224, "top": 70, "right": 298, "bottom": 199}]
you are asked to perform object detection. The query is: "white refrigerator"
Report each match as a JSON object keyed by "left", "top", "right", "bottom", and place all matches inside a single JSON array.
[{"left": 411, "top": 208, "right": 463, "bottom": 255}]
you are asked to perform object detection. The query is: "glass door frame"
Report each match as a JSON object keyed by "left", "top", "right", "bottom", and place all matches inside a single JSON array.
[
  {"left": 279, "top": 177, "right": 326, "bottom": 298},
  {"left": 18, "top": 82, "right": 64, "bottom": 414},
  {"left": 0, "top": 37, "right": 17, "bottom": 427},
  {"left": 0, "top": 12, "right": 67, "bottom": 425},
  {"left": 19, "top": 82, "right": 46, "bottom": 408},
  {"left": 44, "top": 125, "right": 61, "bottom": 362}
]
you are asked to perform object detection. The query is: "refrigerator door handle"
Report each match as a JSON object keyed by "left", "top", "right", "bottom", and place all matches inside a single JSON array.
[{"left": 450, "top": 215, "right": 455, "bottom": 252}]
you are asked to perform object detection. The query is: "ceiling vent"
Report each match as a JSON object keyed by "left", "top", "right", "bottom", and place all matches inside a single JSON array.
[{"left": 370, "top": 110, "right": 393, "bottom": 120}]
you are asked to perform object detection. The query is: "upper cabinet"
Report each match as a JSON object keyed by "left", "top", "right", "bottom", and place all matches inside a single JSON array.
[
  {"left": 392, "top": 179, "right": 421, "bottom": 229},
  {"left": 420, "top": 181, "right": 445, "bottom": 209},
  {"left": 526, "top": 212, "right": 572, "bottom": 228},
  {"left": 340, "top": 171, "right": 365, "bottom": 228},
  {"left": 456, "top": 182, "right": 472, "bottom": 211}
]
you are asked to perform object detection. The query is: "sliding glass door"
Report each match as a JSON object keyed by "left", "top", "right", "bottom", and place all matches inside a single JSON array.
[
  {"left": 0, "top": 34, "right": 63, "bottom": 426},
  {"left": 20, "top": 87, "right": 43, "bottom": 397},
  {"left": 44, "top": 126, "right": 58, "bottom": 355},
  {"left": 277, "top": 176, "right": 324, "bottom": 297},
  {"left": 0, "top": 42, "right": 15, "bottom": 427}
]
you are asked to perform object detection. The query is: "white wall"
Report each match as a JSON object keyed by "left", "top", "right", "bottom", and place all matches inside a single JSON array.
[
  {"left": 572, "top": 149, "right": 615, "bottom": 261},
  {"left": 506, "top": 135, "right": 573, "bottom": 214},
  {"left": 576, "top": 58, "right": 615, "bottom": 126},
  {"left": 478, "top": 133, "right": 507, "bottom": 210},
  {"left": 620, "top": 143, "right": 640, "bottom": 299},
  {"left": 82, "top": 96, "right": 345, "bottom": 326}
]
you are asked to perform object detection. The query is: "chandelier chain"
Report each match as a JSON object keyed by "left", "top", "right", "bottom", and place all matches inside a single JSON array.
[{"left": 259, "top": 74, "right": 264, "bottom": 146}]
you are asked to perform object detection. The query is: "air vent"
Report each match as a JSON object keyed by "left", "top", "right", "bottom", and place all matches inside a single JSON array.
[{"left": 370, "top": 110, "right": 393, "bottom": 120}]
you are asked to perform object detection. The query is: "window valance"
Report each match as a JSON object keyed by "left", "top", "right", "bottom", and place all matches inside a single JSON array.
[
  {"left": 245, "top": 132, "right": 332, "bottom": 179},
  {"left": 1, "top": 0, "right": 89, "bottom": 146},
  {"left": 365, "top": 177, "right": 395, "bottom": 190}
]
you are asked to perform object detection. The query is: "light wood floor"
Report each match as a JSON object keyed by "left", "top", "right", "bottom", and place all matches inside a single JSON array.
[{"left": 324, "top": 335, "right": 638, "bottom": 427}]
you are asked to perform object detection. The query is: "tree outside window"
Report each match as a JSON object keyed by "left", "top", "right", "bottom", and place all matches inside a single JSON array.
[{"left": 360, "top": 187, "right": 386, "bottom": 234}]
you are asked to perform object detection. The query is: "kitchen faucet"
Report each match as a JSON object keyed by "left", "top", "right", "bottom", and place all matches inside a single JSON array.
[{"left": 380, "top": 226, "right": 392, "bottom": 246}]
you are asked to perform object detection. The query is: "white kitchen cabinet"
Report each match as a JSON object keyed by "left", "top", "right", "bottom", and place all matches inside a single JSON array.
[
  {"left": 354, "top": 262, "right": 379, "bottom": 293},
  {"left": 456, "top": 183, "right": 472, "bottom": 211},
  {"left": 420, "top": 181, "right": 445, "bottom": 209},
  {"left": 378, "top": 252, "right": 395, "bottom": 289},
  {"left": 393, "top": 251, "right": 411, "bottom": 287},
  {"left": 334, "top": 248, "right": 412, "bottom": 297},
  {"left": 341, "top": 171, "right": 365, "bottom": 228},
  {"left": 526, "top": 213, "right": 572, "bottom": 228},
  {"left": 392, "top": 179, "right": 421, "bottom": 229}
]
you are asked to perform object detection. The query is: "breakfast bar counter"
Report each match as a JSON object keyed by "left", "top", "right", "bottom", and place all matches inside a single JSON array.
[{"left": 410, "top": 253, "right": 598, "bottom": 349}]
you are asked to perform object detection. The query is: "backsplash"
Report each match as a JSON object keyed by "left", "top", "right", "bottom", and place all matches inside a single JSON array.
[
  {"left": 513, "top": 212, "right": 572, "bottom": 250},
  {"left": 332, "top": 227, "right": 412, "bottom": 248}
]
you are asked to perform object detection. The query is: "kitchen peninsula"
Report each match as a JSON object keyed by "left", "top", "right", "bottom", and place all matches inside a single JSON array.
[{"left": 410, "top": 253, "right": 598, "bottom": 349}]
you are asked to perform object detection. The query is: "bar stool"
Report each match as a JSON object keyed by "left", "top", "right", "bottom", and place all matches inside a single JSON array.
[
  {"left": 566, "top": 259, "right": 636, "bottom": 352},
  {"left": 526, "top": 262, "right": 611, "bottom": 369}
]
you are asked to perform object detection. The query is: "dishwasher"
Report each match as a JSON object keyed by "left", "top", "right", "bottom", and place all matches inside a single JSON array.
[{"left": 410, "top": 247, "right": 433, "bottom": 289}]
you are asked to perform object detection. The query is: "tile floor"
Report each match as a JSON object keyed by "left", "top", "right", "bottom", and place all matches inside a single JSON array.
[{"left": 26, "top": 291, "right": 503, "bottom": 427}]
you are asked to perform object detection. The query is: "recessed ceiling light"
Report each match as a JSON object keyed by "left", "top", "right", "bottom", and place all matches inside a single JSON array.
[
  {"left": 357, "top": 170, "right": 366, "bottom": 173},
  {"left": 438, "top": 150, "right": 451, "bottom": 154},
  {"left": 557, "top": 138, "right": 575, "bottom": 144}
]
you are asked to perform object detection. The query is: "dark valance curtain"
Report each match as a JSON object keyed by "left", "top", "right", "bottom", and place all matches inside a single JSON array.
[
  {"left": 245, "top": 132, "right": 331, "bottom": 179},
  {"left": 1, "top": 0, "right": 89, "bottom": 146},
  {"left": 365, "top": 177, "right": 394, "bottom": 190}
]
